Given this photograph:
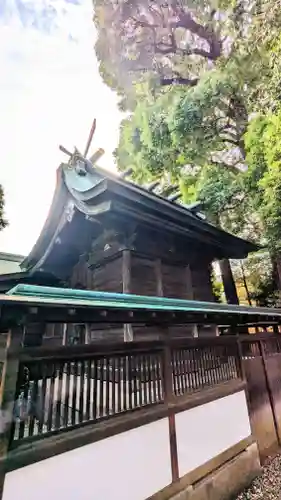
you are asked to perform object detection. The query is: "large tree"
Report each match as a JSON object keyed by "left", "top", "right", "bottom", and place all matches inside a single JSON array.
[
  {"left": 115, "top": 70, "right": 249, "bottom": 181},
  {"left": 94, "top": 0, "right": 262, "bottom": 91},
  {"left": 94, "top": 0, "right": 281, "bottom": 301},
  {"left": 95, "top": 0, "right": 273, "bottom": 146},
  {"left": 244, "top": 111, "right": 281, "bottom": 286}
]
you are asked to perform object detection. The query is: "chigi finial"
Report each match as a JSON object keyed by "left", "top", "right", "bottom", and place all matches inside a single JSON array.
[{"left": 58, "top": 118, "right": 105, "bottom": 176}]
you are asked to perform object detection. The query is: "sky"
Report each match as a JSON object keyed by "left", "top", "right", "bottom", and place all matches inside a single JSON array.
[{"left": 0, "top": 0, "right": 122, "bottom": 256}]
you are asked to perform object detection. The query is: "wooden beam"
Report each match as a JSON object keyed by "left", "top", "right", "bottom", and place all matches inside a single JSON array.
[
  {"left": 122, "top": 250, "right": 133, "bottom": 341},
  {"left": 260, "top": 340, "right": 281, "bottom": 446},
  {"left": 122, "top": 250, "right": 131, "bottom": 294},
  {"left": 155, "top": 259, "right": 163, "bottom": 297},
  {"left": 162, "top": 335, "right": 179, "bottom": 481},
  {"left": 0, "top": 326, "right": 24, "bottom": 498},
  {"left": 186, "top": 265, "right": 194, "bottom": 300}
]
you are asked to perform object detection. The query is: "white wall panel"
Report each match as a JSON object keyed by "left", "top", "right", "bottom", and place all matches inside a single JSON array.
[
  {"left": 175, "top": 390, "right": 251, "bottom": 478},
  {"left": 3, "top": 417, "right": 172, "bottom": 500}
]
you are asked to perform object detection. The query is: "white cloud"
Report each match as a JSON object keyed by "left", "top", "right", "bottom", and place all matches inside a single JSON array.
[{"left": 0, "top": 0, "right": 122, "bottom": 256}]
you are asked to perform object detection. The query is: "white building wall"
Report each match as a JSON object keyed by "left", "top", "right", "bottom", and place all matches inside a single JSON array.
[
  {"left": 3, "top": 390, "right": 252, "bottom": 500},
  {"left": 3, "top": 417, "right": 172, "bottom": 500},
  {"left": 0, "top": 259, "right": 22, "bottom": 275},
  {"left": 175, "top": 390, "right": 251, "bottom": 477}
]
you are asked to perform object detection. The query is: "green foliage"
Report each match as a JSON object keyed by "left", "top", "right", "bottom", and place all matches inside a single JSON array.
[
  {"left": 93, "top": 0, "right": 265, "bottom": 101},
  {"left": 245, "top": 111, "right": 281, "bottom": 253},
  {"left": 95, "top": 0, "right": 281, "bottom": 301},
  {"left": 232, "top": 253, "right": 279, "bottom": 307},
  {"left": 115, "top": 68, "right": 248, "bottom": 185},
  {"left": 210, "top": 268, "right": 224, "bottom": 303}
]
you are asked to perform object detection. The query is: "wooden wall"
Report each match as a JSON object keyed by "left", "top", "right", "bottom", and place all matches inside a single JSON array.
[
  {"left": 70, "top": 251, "right": 214, "bottom": 303},
  {"left": 131, "top": 255, "right": 197, "bottom": 300},
  {"left": 189, "top": 262, "right": 214, "bottom": 302},
  {"left": 70, "top": 254, "right": 123, "bottom": 293},
  {"left": 41, "top": 224, "right": 216, "bottom": 344},
  {"left": 131, "top": 256, "right": 157, "bottom": 296}
]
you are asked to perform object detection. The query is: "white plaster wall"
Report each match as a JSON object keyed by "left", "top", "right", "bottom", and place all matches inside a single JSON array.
[
  {"left": 176, "top": 390, "right": 251, "bottom": 478},
  {"left": 0, "top": 259, "right": 21, "bottom": 275},
  {"left": 3, "top": 417, "right": 172, "bottom": 500}
]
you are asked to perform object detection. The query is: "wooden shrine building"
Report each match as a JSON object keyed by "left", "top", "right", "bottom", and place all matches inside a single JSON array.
[{"left": 0, "top": 148, "right": 257, "bottom": 344}]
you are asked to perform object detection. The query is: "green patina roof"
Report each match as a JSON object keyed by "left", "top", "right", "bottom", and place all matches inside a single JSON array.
[{"left": 6, "top": 284, "right": 281, "bottom": 320}]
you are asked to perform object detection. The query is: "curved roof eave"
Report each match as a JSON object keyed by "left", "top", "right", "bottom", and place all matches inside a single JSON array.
[
  {"left": 21, "top": 166, "right": 69, "bottom": 271},
  {"left": 23, "top": 160, "right": 260, "bottom": 271},
  {"left": 62, "top": 162, "right": 259, "bottom": 258}
]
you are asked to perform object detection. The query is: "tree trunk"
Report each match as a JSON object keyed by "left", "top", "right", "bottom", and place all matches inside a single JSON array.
[
  {"left": 240, "top": 260, "right": 252, "bottom": 306},
  {"left": 219, "top": 259, "right": 239, "bottom": 305},
  {"left": 271, "top": 253, "right": 281, "bottom": 291},
  {"left": 211, "top": 215, "right": 239, "bottom": 305}
]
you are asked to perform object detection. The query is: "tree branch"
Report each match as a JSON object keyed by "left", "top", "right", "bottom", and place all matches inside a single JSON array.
[
  {"left": 210, "top": 159, "right": 242, "bottom": 174},
  {"left": 155, "top": 43, "right": 217, "bottom": 59},
  {"left": 220, "top": 137, "right": 240, "bottom": 147},
  {"left": 169, "top": 9, "right": 222, "bottom": 59},
  {"left": 160, "top": 76, "right": 199, "bottom": 86}
]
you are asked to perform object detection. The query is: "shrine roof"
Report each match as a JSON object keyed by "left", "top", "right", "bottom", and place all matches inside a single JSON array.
[{"left": 22, "top": 158, "right": 259, "bottom": 272}]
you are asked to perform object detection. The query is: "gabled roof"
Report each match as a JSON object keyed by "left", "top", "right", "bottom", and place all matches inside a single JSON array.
[
  {"left": 0, "top": 270, "right": 62, "bottom": 293},
  {"left": 0, "top": 252, "right": 26, "bottom": 276},
  {"left": 22, "top": 158, "right": 258, "bottom": 272},
  {"left": 0, "top": 252, "right": 25, "bottom": 263}
]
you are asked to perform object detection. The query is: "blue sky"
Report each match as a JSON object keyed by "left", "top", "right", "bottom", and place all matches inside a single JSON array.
[{"left": 0, "top": 0, "right": 122, "bottom": 255}]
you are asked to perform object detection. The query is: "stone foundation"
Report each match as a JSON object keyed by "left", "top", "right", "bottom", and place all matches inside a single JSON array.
[{"left": 171, "top": 443, "right": 260, "bottom": 500}]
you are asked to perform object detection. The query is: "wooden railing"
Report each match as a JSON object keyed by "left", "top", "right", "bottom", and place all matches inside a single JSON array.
[
  {"left": 10, "top": 338, "right": 242, "bottom": 446},
  {"left": 171, "top": 340, "right": 240, "bottom": 396}
]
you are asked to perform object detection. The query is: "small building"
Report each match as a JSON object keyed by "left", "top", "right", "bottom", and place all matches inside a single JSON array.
[
  {"left": 0, "top": 253, "right": 25, "bottom": 275},
  {"left": 4, "top": 154, "right": 256, "bottom": 343},
  {"left": 0, "top": 252, "right": 60, "bottom": 294}
]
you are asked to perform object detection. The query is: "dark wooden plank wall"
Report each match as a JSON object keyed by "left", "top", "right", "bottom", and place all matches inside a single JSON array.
[
  {"left": 162, "top": 263, "right": 190, "bottom": 299},
  {"left": 189, "top": 262, "right": 214, "bottom": 302},
  {"left": 93, "top": 258, "right": 123, "bottom": 293},
  {"left": 69, "top": 230, "right": 215, "bottom": 304},
  {"left": 131, "top": 256, "right": 157, "bottom": 296},
  {"left": 43, "top": 228, "right": 216, "bottom": 343},
  {"left": 88, "top": 324, "right": 124, "bottom": 343},
  {"left": 70, "top": 254, "right": 123, "bottom": 293},
  {"left": 68, "top": 254, "right": 124, "bottom": 342},
  {"left": 70, "top": 255, "right": 93, "bottom": 289}
]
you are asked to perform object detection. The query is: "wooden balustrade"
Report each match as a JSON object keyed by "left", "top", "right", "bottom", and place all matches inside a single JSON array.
[
  {"left": 9, "top": 337, "right": 243, "bottom": 446},
  {"left": 4, "top": 329, "right": 281, "bottom": 467}
]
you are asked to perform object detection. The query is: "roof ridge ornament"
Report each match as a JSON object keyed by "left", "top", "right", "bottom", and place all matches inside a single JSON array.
[{"left": 58, "top": 118, "right": 105, "bottom": 176}]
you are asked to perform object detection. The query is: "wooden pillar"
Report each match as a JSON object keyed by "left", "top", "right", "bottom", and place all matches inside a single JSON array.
[
  {"left": 185, "top": 265, "right": 193, "bottom": 300},
  {"left": 219, "top": 259, "right": 239, "bottom": 305},
  {"left": 186, "top": 265, "right": 199, "bottom": 337},
  {"left": 260, "top": 340, "right": 281, "bottom": 446},
  {"left": 122, "top": 249, "right": 131, "bottom": 294},
  {"left": 0, "top": 325, "right": 24, "bottom": 498},
  {"left": 155, "top": 259, "right": 163, "bottom": 297},
  {"left": 62, "top": 324, "right": 67, "bottom": 346},
  {"left": 122, "top": 250, "right": 133, "bottom": 342},
  {"left": 188, "top": 262, "right": 217, "bottom": 337},
  {"left": 162, "top": 333, "right": 179, "bottom": 482}
]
